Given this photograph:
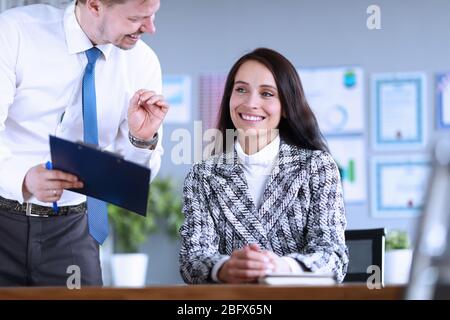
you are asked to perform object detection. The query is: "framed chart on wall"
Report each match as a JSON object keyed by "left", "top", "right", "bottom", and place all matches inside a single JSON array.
[
  {"left": 198, "top": 73, "right": 227, "bottom": 131},
  {"left": 162, "top": 75, "right": 191, "bottom": 124},
  {"left": 371, "top": 155, "right": 432, "bottom": 218},
  {"left": 436, "top": 73, "right": 450, "bottom": 129},
  {"left": 371, "top": 72, "right": 427, "bottom": 151},
  {"left": 298, "top": 66, "right": 364, "bottom": 135},
  {"left": 325, "top": 135, "right": 367, "bottom": 204},
  {"left": 0, "top": 0, "right": 71, "bottom": 12}
]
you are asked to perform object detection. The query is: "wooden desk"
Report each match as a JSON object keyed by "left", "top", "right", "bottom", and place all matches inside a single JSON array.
[{"left": 0, "top": 284, "right": 403, "bottom": 300}]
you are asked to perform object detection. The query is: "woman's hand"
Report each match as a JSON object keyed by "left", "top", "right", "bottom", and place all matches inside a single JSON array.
[
  {"left": 262, "top": 250, "right": 292, "bottom": 274},
  {"left": 218, "top": 244, "right": 274, "bottom": 283}
]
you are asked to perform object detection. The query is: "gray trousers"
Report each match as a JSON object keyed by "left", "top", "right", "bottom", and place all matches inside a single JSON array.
[{"left": 0, "top": 208, "right": 103, "bottom": 287}]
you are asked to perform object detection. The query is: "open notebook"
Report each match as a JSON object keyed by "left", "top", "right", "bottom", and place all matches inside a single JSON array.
[{"left": 258, "top": 273, "right": 336, "bottom": 286}]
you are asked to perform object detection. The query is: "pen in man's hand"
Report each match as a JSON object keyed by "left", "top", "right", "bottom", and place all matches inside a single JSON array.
[{"left": 45, "top": 161, "right": 59, "bottom": 213}]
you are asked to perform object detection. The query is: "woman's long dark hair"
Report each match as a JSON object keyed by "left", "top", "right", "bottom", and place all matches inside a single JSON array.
[{"left": 215, "top": 48, "right": 328, "bottom": 154}]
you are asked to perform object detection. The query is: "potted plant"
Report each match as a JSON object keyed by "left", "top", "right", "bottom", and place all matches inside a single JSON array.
[
  {"left": 108, "top": 177, "right": 183, "bottom": 287},
  {"left": 384, "top": 230, "right": 413, "bottom": 284}
]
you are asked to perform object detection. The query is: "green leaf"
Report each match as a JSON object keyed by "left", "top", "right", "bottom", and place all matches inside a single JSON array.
[
  {"left": 108, "top": 176, "right": 183, "bottom": 253},
  {"left": 385, "top": 230, "right": 410, "bottom": 251}
]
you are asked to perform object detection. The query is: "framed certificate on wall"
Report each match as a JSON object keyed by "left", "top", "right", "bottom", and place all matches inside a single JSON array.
[
  {"left": 371, "top": 73, "right": 427, "bottom": 151},
  {"left": 436, "top": 73, "right": 450, "bottom": 129},
  {"left": 371, "top": 155, "right": 431, "bottom": 218}
]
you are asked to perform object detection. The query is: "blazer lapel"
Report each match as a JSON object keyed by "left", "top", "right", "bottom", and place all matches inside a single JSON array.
[
  {"left": 258, "top": 142, "right": 305, "bottom": 235},
  {"left": 208, "top": 151, "right": 268, "bottom": 245}
]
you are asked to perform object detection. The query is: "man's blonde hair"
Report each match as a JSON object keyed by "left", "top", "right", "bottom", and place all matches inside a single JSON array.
[{"left": 77, "top": 0, "right": 127, "bottom": 7}]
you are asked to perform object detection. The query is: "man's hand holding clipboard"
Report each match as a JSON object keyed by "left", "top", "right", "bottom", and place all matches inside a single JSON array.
[{"left": 49, "top": 135, "right": 151, "bottom": 216}]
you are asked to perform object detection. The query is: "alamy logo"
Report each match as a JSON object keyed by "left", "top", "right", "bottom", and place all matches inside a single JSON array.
[
  {"left": 367, "top": 5, "right": 381, "bottom": 30},
  {"left": 366, "top": 265, "right": 382, "bottom": 289},
  {"left": 66, "top": 265, "right": 81, "bottom": 290}
]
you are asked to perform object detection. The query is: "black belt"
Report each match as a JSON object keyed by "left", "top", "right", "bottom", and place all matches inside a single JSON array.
[{"left": 0, "top": 196, "right": 86, "bottom": 217}]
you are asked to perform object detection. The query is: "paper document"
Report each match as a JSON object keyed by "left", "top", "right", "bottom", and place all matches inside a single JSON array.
[{"left": 258, "top": 273, "right": 336, "bottom": 286}]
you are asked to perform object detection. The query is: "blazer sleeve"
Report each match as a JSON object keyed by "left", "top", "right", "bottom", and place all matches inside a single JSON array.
[
  {"left": 287, "top": 151, "right": 349, "bottom": 282},
  {"left": 179, "top": 166, "right": 228, "bottom": 284}
]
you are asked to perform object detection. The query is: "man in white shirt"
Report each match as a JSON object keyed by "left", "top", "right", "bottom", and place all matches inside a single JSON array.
[{"left": 0, "top": 0, "right": 168, "bottom": 286}]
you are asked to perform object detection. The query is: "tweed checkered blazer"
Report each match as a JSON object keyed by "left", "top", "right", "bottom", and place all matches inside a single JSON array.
[{"left": 179, "top": 140, "right": 348, "bottom": 284}]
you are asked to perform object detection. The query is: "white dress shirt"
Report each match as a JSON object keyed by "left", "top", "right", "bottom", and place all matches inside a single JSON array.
[
  {"left": 0, "top": 2, "right": 163, "bottom": 206},
  {"left": 211, "top": 135, "right": 302, "bottom": 282}
]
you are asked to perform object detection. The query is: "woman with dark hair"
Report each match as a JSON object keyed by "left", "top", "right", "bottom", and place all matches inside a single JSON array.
[{"left": 179, "top": 48, "right": 348, "bottom": 284}]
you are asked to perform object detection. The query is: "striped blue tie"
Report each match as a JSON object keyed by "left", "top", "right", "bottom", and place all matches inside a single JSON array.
[{"left": 82, "top": 47, "right": 108, "bottom": 245}]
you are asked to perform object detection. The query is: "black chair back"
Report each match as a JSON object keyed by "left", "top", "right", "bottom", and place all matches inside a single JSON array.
[{"left": 344, "top": 228, "right": 385, "bottom": 283}]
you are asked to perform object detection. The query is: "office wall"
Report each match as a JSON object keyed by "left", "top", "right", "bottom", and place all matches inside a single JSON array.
[{"left": 141, "top": 0, "right": 450, "bottom": 284}]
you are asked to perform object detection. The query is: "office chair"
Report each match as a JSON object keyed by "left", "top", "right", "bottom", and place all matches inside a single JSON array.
[{"left": 344, "top": 228, "right": 386, "bottom": 284}]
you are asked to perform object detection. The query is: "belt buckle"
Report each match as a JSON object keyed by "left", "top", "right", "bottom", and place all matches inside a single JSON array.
[{"left": 26, "top": 203, "right": 49, "bottom": 218}]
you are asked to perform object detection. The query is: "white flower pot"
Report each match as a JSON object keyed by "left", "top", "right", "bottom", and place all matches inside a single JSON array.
[
  {"left": 384, "top": 249, "right": 413, "bottom": 285},
  {"left": 111, "top": 253, "right": 148, "bottom": 287}
]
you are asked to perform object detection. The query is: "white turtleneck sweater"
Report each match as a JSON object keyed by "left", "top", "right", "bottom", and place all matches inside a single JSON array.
[
  {"left": 235, "top": 135, "right": 280, "bottom": 209},
  {"left": 211, "top": 135, "right": 303, "bottom": 282}
]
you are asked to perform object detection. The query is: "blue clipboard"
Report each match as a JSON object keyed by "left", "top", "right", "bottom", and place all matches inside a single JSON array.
[{"left": 49, "top": 135, "right": 150, "bottom": 216}]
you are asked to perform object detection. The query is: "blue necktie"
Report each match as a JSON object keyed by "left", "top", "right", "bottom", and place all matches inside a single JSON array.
[{"left": 82, "top": 47, "right": 108, "bottom": 245}]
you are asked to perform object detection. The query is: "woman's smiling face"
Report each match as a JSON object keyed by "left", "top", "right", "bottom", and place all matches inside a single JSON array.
[{"left": 230, "top": 60, "right": 282, "bottom": 134}]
